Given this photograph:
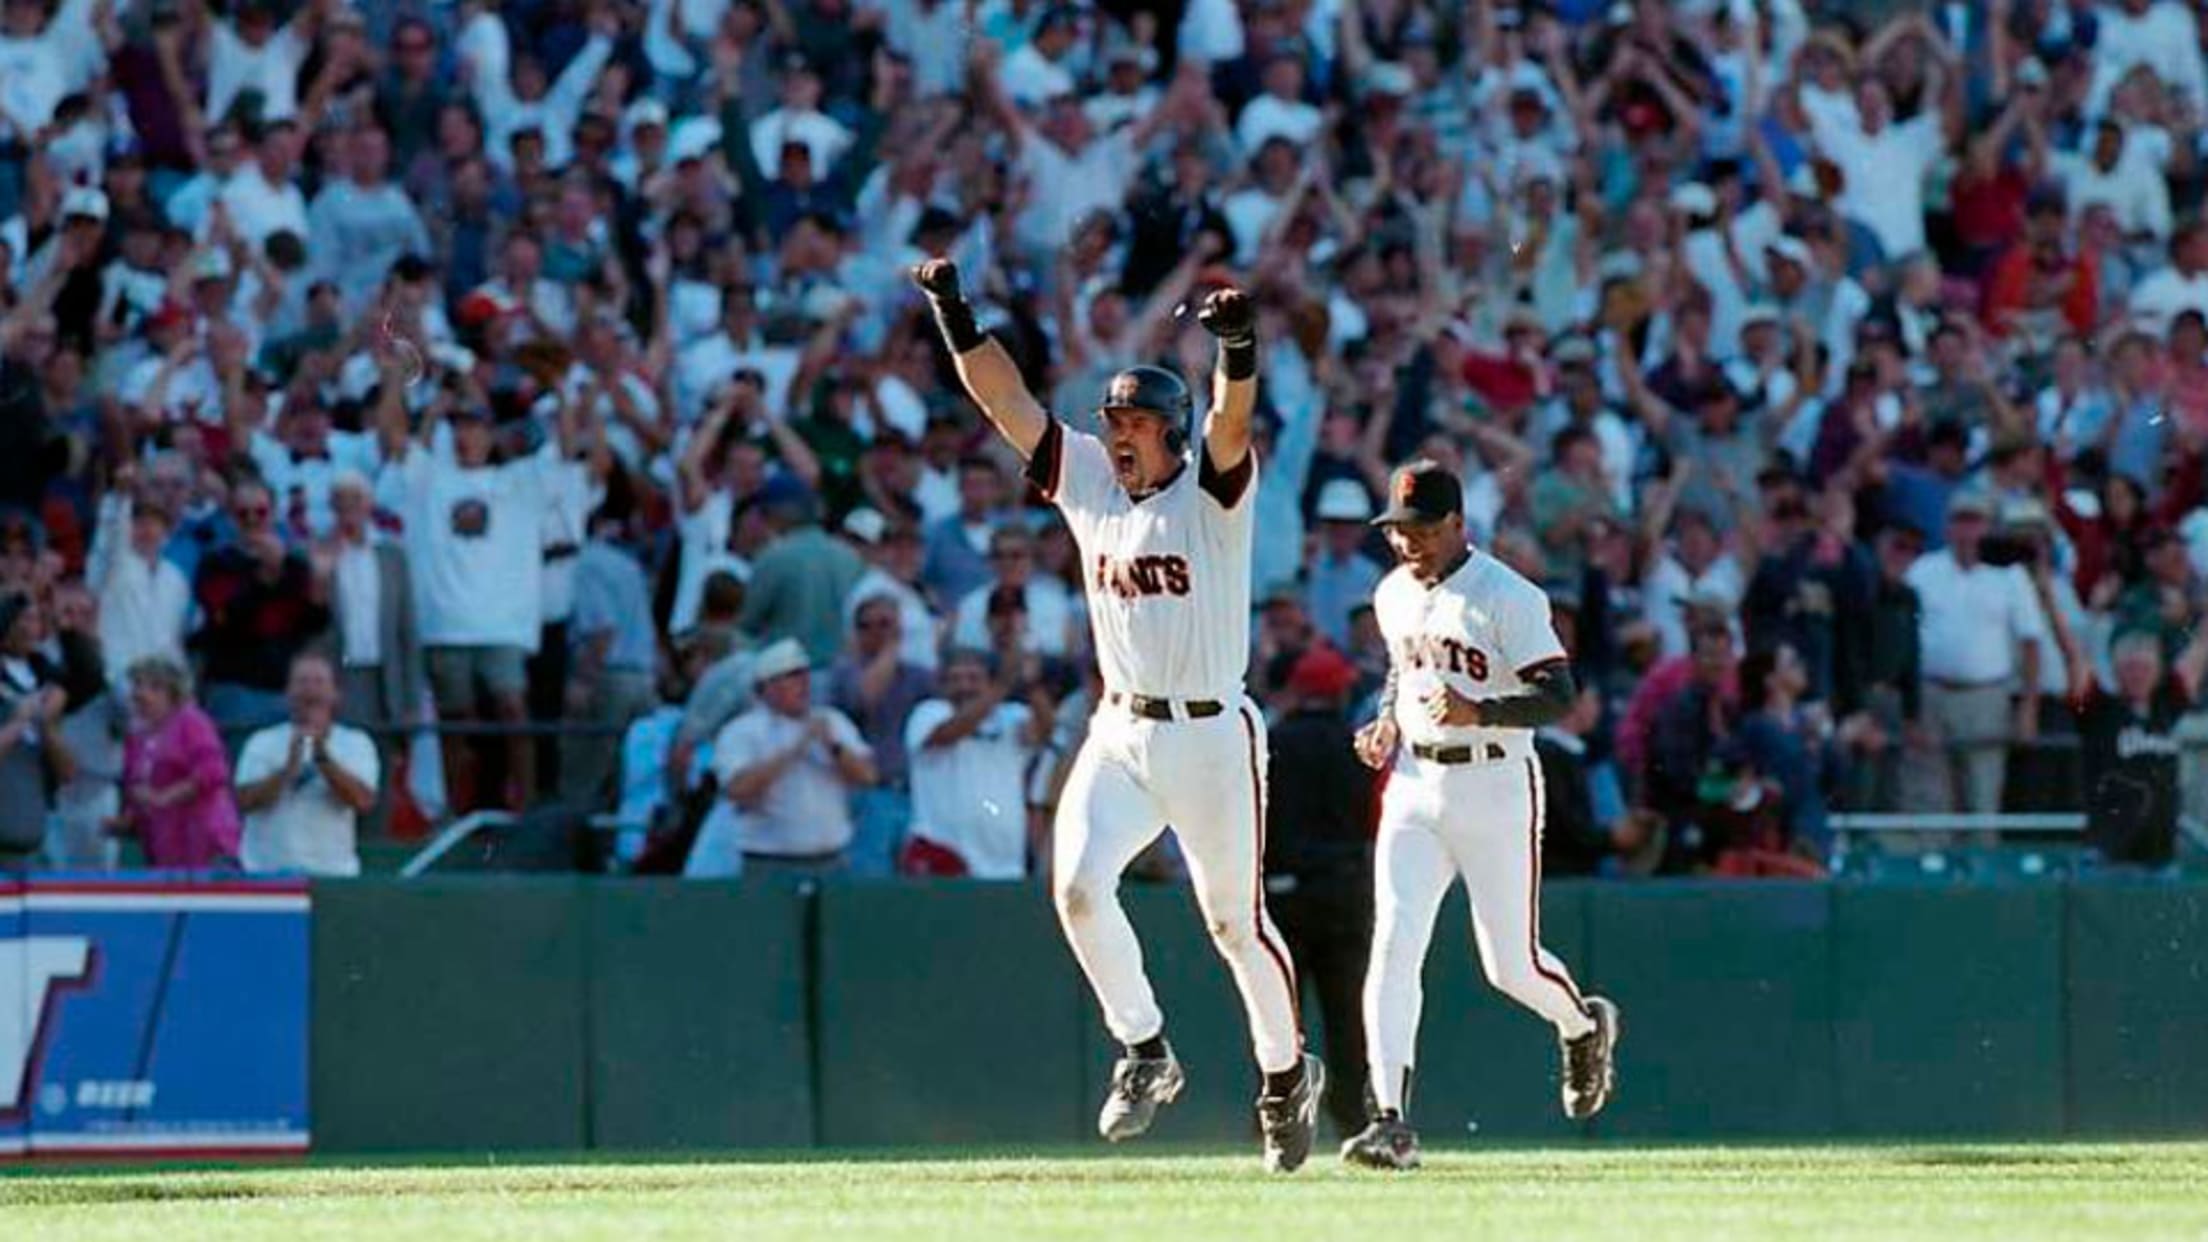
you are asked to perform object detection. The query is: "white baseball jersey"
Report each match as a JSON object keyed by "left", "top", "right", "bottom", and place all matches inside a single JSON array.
[
  {"left": 1028, "top": 420, "right": 1256, "bottom": 701},
  {"left": 1374, "top": 547, "right": 1567, "bottom": 760}
]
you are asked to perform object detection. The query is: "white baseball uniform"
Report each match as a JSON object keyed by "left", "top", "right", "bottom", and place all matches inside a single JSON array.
[
  {"left": 1363, "top": 547, "right": 1596, "bottom": 1113},
  {"left": 1028, "top": 418, "right": 1303, "bottom": 1074}
]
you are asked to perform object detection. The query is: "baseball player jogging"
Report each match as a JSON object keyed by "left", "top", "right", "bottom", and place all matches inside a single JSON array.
[
  {"left": 913, "top": 260, "right": 1323, "bottom": 1173},
  {"left": 1340, "top": 460, "right": 1620, "bottom": 1172}
]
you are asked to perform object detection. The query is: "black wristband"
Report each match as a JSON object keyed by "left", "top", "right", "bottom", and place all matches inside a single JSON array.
[
  {"left": 929, "top": 296, "right": 986, "bottom": 354},
  {"left": 1221, "top": 337, "right": 1257, "bottom": 381}
]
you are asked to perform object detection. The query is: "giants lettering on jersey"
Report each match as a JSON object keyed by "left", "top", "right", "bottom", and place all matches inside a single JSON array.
[
  {"left": 1095, "top": 553, "right": 1193, "bottom": 601},
  {"left": 1397, "top": 634, "right": 1491, "bottom": 681}
]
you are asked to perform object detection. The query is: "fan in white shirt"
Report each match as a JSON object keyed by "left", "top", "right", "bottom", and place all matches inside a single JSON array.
[
  {"left": 686, "top": 640, "right": 878, "bottom": 873},
  {"left": 2056, "top": 118, "right": 2173, "bottom": 242},
  {"left": 533, "top": 420, "right": 602, "bottom": 652},
  {"left": 118, "top": 306, "right": 225, "bottom": 428},
  {"left": 1907, "top": 503, "right": 2047, "bottom": 688},
  {"left": 1176, "top": 0, "right": 1246, "bottom": 63},
  {"left": 555, "top": 341, "right": 670, "bottom": 474},
  {"left": 1222, "top": 137, "right": 1299, "bottom": 266},
  {"left": 456, "top": 6, "right": 615, "bottom": 172},
  {"left": 951, "top": 525, "right": 1081, "bottom": 658},
  {"left": 1804, "top": 76, "right": 1954, "bottom": 262},
  {"left": 749, "top": 54, "right": 856, "bottom": 177},
  {"left": 640, "top": 0, "right": 729, "bottom": 83},
  {"left": 1902, "top": 493, "right": 2047, "bottom": 813},
  {"left": 164, "top": 126, "right": 250, "bottom": 235},
  {"left": 98, "top": 228, "right": 173, "bottom": 335},
  {"left": 1679, "top": 182, "right": 1783, "bottom": 356},
  {"left": 372, "top": 344, "right": 581, "bottom": 804},
  {"left": 903, "top": 650, "right": 1052, "bottom": 879},
  {"left": 0, "top": 48, "right": 63, "bottom": 145},
  {"left": 234, "top": 653, "right": 379, "bottom": 877},
  {"left": 978, "top": 38, "right": 1191, "bottom": 256},
  {"left": 864, "top": 0, "right": 966, "bottom": 97},
  {"left": 673, "top": 290, "right": 800, "bottom": 421},
  {"left": 669, "top": 375, "right": 819, "bottom": 633},
  {"left": 202, "top": 0, "right": 319, "bottom": 125},
  {"left": 0, "top": 0, "right": 105, "bottom": 140},
  {"left": 1474, "top": 63, "right": 1579, "bottom": 165},
  {"left": 1235, "top": 54, "right": 1324, "bottom": 155},
  {"left": 998, "top": 14, "right": 1079, "bottom": 108},
  {"left": 249, "top": 399, "right": 382, "bottom": 540},
  {"left": 38, "top": 108, "right": 111, "bottom": 192},
  {"left": 2091, "top": 0, "right": 2208, "bottom": 113},
  {"left": 1084, "top": 46, "right": 1162, "bottom": 134},
  {"left": 474, "top": 233, "right": 577, "bottom": 344},
  {"left": 320, "top": 472, "right": 387, "bottom": 682},
  {"left": 2129, "top": 223, "right": 2208, "bottom": 331},
  {"left": 379, "top": 405, "right": 567, "bottom": 656},
  {"left": 842, "top": 512, "right": 942, "bottom": 672},
  {"left": 88, "top": 489, "right": 193, "bottom": 694},
  {"left": 1642, "top": 510, "right": 1747, "bottom": 659},
  {"left": 607, "top": 99, "right": 672, "bottom": 192},
  {"left": 216, "top": 121, "right": 312, "bottom": 248}
]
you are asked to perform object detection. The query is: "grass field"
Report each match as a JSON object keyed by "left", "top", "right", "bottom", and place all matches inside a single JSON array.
[{"left": 4, "top": 1142, "right": 2207, "bottom": 1241}]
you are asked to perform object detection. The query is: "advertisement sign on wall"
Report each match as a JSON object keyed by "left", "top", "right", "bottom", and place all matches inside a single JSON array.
[{"left": 1, "top": 877, "right": 310, "bottom": 1159}]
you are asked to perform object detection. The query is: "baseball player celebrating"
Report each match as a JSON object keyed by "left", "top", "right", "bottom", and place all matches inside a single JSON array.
[
  {"left": 912, "top": 260, "right": 1323, "bottom": 1173},
  {"left": 1340, "top": 460, "right": 1620, "bottom": 1171}
]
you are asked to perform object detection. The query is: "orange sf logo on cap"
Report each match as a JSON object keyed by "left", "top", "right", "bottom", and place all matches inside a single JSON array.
[{"left": 1395, "top": 472, "right": 1417, "bottom": 506}]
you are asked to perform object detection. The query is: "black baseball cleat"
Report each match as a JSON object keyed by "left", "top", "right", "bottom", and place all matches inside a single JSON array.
[
  {"left": 1340, "top": 1116, "right": 1422, "bottom": 1171},
  {"left": 1098, "top": 1047, "right": 1186, "bottom": 1141},
  {"left": 1256, "top": 1054, "right": 1326, "bottom": 1173},
  {"left": 1561, "top": 996, "right": 1621, "bottom": 1120}
]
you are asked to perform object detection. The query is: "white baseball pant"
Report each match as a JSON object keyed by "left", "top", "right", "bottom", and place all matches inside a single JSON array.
[
  {"left": 1364, "top": 752, "right": 1595, "bottom": 1112},
  {"left": 1051, "top": 696, "right": 1304, "bottom": 1074}
]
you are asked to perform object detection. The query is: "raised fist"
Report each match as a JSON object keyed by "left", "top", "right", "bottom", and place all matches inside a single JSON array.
[
  {"left": 1195, "top": 286, "right": 1255, "bottom": 343},
  {"left": 911, "top": 259, "right": 963, "bottom": 300}
]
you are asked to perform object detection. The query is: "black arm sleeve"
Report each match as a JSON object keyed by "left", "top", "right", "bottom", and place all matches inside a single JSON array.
[
  {"left": 1022, "top": 417, "right": 1065, "bottom": 498},
  {"left": 1477, "top": 660, "right": 1578, "bottom": 729},
  {"left": 927, "top": 294, "right": 986, "bottom": 353}
]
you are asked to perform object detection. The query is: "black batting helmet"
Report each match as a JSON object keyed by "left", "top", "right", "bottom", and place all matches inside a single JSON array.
[{"left": 1099, "top": 365, "right": 1194, "bottom": 452}]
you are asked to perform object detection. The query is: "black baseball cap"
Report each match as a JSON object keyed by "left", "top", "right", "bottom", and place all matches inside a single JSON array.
[{"left": 1371, "top": 460, "right": 1462, "bottom": 527}]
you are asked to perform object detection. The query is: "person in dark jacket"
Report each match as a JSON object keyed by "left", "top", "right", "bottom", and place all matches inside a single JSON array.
[
  {"left": 0, "top": 306, "right": 70, "bottom": 517},
  {"left": 0, "top": 592, "right": 78, "bottom": 863},
  {"left": 1263, "top": 643, "right": 1377, "bottom": 1140},
  {"left": 1735, "top": 642, "right": 1858, "bottom": 864},
  {"left": 1645, "top": 618, "right": 1738, "bottom": 872},
  {"left": 1831, "top": 521, "right": 1924, "bottom": 812},
  {"left": 191, "top": 478, "right": 331, "bottom": 734},
  {"left": 1740, "top": 487, "right": 1871, "bottom": 706},
  {"left": 1537, "top": 688, "right": 1653, "bottom": 877}
]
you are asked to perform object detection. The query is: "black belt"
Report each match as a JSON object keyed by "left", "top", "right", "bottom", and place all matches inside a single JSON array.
[
  {"left": 1107, "top": 691, "right": 1224, "bottom": 721},
  {"left": 1410, "top": 741, "right": 1508, "bottom": 765}
]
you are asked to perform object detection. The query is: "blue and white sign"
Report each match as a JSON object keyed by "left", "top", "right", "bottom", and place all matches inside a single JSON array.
[{"left": 1, "top": 877, "right": 310, "bottom": 1159}]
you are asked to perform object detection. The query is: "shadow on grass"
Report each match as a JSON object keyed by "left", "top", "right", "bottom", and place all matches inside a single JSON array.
[
  {"left": 1891, "top": 1149, "right": 2139, "bottom": 1170},
  {"left": 1, "top": 1179, "right": 287, "bottom": 1206},
  {"left": 5, "top": 1138, "right": 2200, "bottom": 1206}
]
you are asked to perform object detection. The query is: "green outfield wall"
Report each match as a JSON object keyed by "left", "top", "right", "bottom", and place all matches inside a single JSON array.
[{"left": 307, "top": 877, "right": 2208, "bottom": 1152}]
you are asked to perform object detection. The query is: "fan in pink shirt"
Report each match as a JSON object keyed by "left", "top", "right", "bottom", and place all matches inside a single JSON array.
[{"left": 116, "top": 656, "right": 242, "bottom": 870}]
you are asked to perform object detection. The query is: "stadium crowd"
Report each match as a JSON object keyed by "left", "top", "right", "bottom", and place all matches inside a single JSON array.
[{"left": 0, "top": 0, "right": 2203, "bottom": 880}]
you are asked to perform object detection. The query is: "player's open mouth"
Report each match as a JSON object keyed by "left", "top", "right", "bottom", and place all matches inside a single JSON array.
[{"left": 1112, "top": 447, "right": 1138, "bottom": 476}]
